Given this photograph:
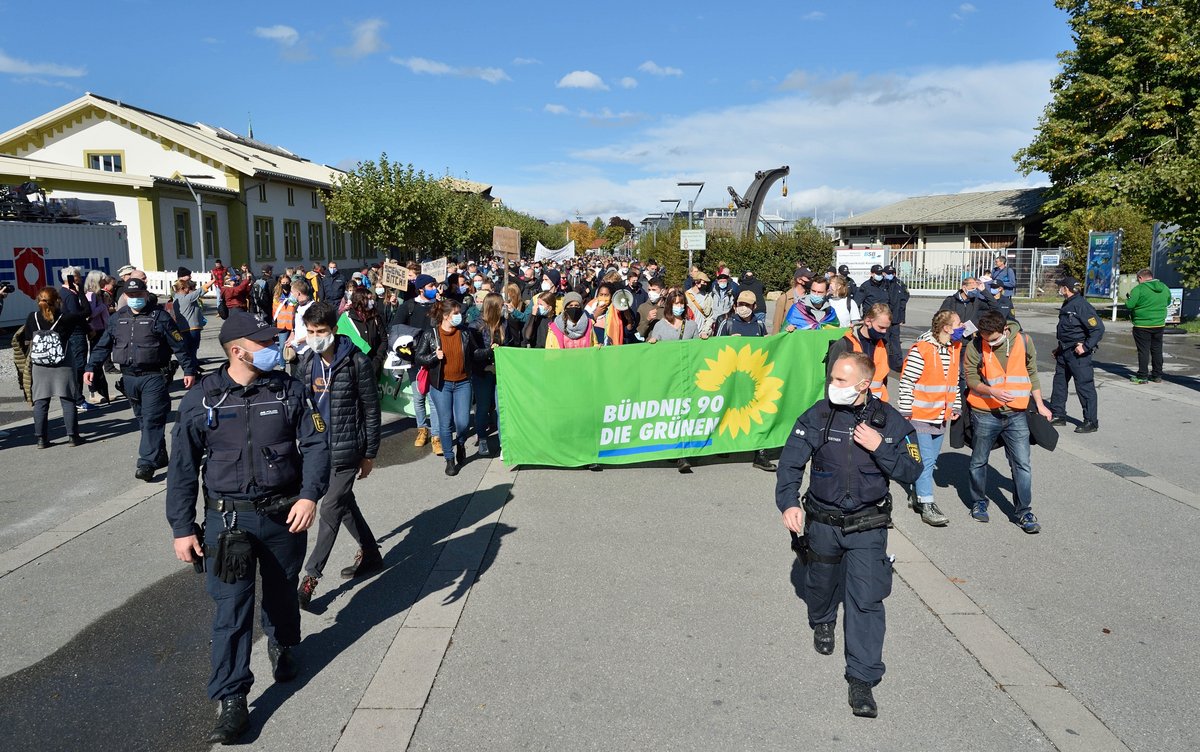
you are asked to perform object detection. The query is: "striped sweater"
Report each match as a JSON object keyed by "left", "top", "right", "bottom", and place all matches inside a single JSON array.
[{"left": 896, "top": 331, "right": 962, "bottom": 422}]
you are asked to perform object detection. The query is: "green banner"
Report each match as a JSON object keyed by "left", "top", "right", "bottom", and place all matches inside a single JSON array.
[{"left": 496, "top": 330, "right": 845, "bottom": 467}]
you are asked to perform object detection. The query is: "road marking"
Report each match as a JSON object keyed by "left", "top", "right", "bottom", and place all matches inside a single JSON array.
[
  {"left": 891, "top": 527, "right": 1131, "bottom": 752},
  {"left": 335, "top": 459, "right": 515, "bottom": 752}
]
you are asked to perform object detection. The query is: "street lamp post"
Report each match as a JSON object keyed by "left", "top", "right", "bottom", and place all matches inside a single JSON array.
[
  {"left": 180, "top": 174, "right": 214, "bottom": 274},
  {"left": 678, "top": 181, "right": 705, "bottom": 273}
]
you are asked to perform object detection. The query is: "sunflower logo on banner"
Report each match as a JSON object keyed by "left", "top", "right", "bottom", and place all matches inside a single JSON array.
[{"left": 694, "top": 345, "right": 784, "bottom": 438}]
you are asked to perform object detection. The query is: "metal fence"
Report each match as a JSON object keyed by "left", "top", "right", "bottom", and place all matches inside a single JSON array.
[{"left": 887, "top": 247, "right": 1068, "bottom": 297}]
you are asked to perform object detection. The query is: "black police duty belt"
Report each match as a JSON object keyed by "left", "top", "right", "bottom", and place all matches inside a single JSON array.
[
  {"left": 803, "top": 493, "right": 893, "bottom": 535},
  {"left": 205, "top": 493, "right": 298, "bottom": 515},
  {"left": 121, "top": 364, "right": 170, "bottom": 376}
]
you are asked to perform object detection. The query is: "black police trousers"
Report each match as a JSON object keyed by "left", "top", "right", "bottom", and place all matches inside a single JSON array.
[
  {"left": 803, "top": 522, "right": 892, "bottom": 685},
  {"left": 204, "top": 506, "right": 306, "bottom": 700},
  {"left": 123, "top": 371, "right": 170, "bottom": 470},
  {"left": 1050, "top": 349, "right": 1097, "bottom": 423}
]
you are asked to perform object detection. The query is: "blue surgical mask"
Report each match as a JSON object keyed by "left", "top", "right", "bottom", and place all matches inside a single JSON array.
[
  {"left": 718, "top": 281, "right": 728, "bottom": 290},
  {"left": 458, "top": 285, "right": 469, "bottom": 295},
  {"left": 807, "top": 294, "right": 827, "bottom": 307},
  {"left": 450, "top": 313, "right": 463, "bottom": 327},
  {"left": 951, "top": 326, "right": 966, "bottom": 343},
  {"left": 884, "top": 274, "right": 895, "bottom": 281},
  {"left": 872, "top": 274, "right": 883, "bottom": 282},
  {"left": 672, "top": 305, "right": 686, "bottom": 317},
  {"left": 473, "top": 280, "right": 483, "bottom": 290},
  {"left": 128, "top": 296, "right": 147, "bottom": 311},
  {"left": 423, "top": 288, "right": 437, "bottom": 300},
  {"left": 243, "top": 343, "right": 281, "bottom": 372}
]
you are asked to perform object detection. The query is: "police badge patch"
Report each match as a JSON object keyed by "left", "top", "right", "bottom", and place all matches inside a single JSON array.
[
  {"left": 1087, "top": 317, "right": 1097, "bottom": 327},
  {"left": 172, "top": 330, "right": 183, "bottom": 341},
  {"left": 905, "top": 440, "right": 921, "bottom": 463}
]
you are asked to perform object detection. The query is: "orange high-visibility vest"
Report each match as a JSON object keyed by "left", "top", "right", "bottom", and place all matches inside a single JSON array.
[
  {"left": 967, "top": 333, "right": 1032, "bottom": 411},
  {"left": 845, "top": 330, "right": 890, "bottom": 401},
  {"left": 907, "top": 339, "right": 960, "bottom": 423}
]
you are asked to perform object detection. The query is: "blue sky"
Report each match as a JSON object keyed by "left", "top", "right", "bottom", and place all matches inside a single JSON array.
[{"left": 0, "top": 0, "right": 1071, "bottom": 224}]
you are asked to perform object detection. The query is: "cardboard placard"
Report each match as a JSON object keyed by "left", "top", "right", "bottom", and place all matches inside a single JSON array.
[
  {"left": 422, "top": 257, "right": 448, "bottom": 282},
  {"left": 493, "top": 226, "right": 521, "bottom": 260},
  {"left": 381, "top": 261, "right": 409, "bottom": 290}
]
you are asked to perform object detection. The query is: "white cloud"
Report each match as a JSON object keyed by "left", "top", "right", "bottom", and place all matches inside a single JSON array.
[
  {"left": 391, "top": 56, "right": 510, "bottom": 83},
  {"left": 638, "top": 60, "right": 683, "bottom": 77},
  {"left": 496, "top": 61, "right": 1058, "bottom": 223},
  {"left": 10, "top": 76, "right": 79, "bottom": 91},
  {"left": 513, "top": 57, "right": 541, "bottom": 66},
  {"left": 254, "top": 25, "right": 299, "bottom": 46},
  {"left": 952, "top": 3, "right": 977, "bottom": 20},
  {"left": 801, "top": 11, "right": 826, "bottom": 21},
  {"left": 544, "top": 104, "right": 569, "bottom": 115},
  {"left": 619, "top": 76, "right": 638, "bottom": 89},
  {"left": 338, "top": 18, "right": 387, "bottom": 58},
  {"left": 0, "top": 49, "right": 85, "bottom": 77},
  {"left": 579, "top": 108, "right": 643, "bottom": 125},
  {"left": 556, "top": 70, "right": 608, "bottom": 90}
]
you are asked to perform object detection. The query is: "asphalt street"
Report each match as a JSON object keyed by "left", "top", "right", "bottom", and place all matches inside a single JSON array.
[{"left": 0, "top": 297, "right": 1197, "bottom": 751}]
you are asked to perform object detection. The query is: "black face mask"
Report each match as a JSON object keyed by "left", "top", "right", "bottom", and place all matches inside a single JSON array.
[
  {"left": 867, "top": 327, "right": 887, "bottom": 341},
  {"left": 565, "top": 307, "right": 583, "bottom": 323}
]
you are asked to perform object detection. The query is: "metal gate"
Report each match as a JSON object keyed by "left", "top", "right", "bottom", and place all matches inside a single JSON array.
[{"left": 887, "top": 247, "right": 1066, "bottom": 297}]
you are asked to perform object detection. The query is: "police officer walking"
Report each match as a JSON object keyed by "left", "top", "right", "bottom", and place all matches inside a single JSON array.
[
  {"left": 166, "top": 310, "right": 330, "bottom": 745},
  {"left": 775, "top": 351, "right": 923, "bottom": 718},
  {"left": 84, "top": 277, "right": 198, "bottom": 480},
  {"left": 1049, "top": 275, "right": 1104, "bottom": 433}
]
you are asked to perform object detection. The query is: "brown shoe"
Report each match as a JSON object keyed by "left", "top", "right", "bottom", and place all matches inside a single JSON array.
[
  {"left": 414, "top": 427, "right": 430, "bottom": 447},
  {"left": 340, "top": 548, "right": 384, "bottom": 579},
  {"left": 431, "top": 436, "right": 443, "bottom": 456}
]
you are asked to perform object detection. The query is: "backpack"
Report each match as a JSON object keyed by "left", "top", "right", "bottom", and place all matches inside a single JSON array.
[{"left": 30, "top": 315, "right": 67, "bottom": 367}]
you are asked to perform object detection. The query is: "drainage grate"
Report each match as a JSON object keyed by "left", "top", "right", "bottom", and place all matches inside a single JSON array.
[{"left": 1095, "top": 462, "right": 1150, "bottom": 478}]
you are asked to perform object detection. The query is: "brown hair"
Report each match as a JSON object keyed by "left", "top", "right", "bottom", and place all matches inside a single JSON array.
[
  {"left": 350, "top": 287, "right": 377, "bottom": 320},
  {"left": 430, "top": 298, "right": 461, "bottom": 327},
  {"left": 503, "top": 283, "right": 522, "bottom": 312},
  {"left": 829, "top": 275, "right": 849, "bottom": 298},
  {"left": 480, "top": 293, "right": 505, "bottom": 345},
  {"left": 931, "top": 308, "right": 958, "bottom": 334},
  {"left": 864, "top": 303, "right": 892, "bottom": 322},
  {"left": 36, "top": 286, "right": 60, "bottom": 321},
  {"left": 664, "top": 290, "right": 687, "bottom": 324}
]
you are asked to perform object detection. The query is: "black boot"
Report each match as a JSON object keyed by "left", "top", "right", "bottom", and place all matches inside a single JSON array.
[
  {"left": 445, "top": 458, "right": 459, "bottom": 477},
  {"left": 455, "top": 441, "right": 466, "bottom": 466},
  {"left": 847, "top": 678, "right": 878, "bottom": 718},
  {"left": 813, "top": 622, "right": 835, "bottom": 655},
  {"left": 268, "top": 642, "right": 298, "bottom": 682},
  {"left": 752, "top": 450, "right": 776, "bottom": 472},
  {"left": 207, "top": 694, "right": 249, "bottom": 744},
  {"left": 676, "top": 458, "right": 692, "bottom": 474},
  {"left": 340, "top": 547, "right": 384, "bottom": 579}
]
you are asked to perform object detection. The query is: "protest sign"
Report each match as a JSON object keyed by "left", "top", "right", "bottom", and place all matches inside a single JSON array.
[
  {"left": 381, "top": 261, "right": 409, "bottom": 290},
  {"left": 496, "top": 330, "right": 844, "bottom": 467},
  {"left": 422, "top": 257, "right": 448, "bottom": 282},
  {"left": 493, "top": 226, "right": 521, "bottom": 260}
]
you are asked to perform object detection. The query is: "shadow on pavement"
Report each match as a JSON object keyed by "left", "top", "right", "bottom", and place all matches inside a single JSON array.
[
  {"left": 241, "top": 483, "right": 515, "bottom": 743},
  {"left": 936, "top": 453, "right": 1018, "bottom": 521}
]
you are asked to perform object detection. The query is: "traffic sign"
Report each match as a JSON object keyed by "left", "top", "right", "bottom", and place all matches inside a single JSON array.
[{"left": 680, "top": 229, "right": 706, "bottom": 251}]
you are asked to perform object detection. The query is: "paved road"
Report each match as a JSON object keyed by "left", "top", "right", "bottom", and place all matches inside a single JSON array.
[{"left": 0, "top": 305, "right": 1197, "bottom": 750}]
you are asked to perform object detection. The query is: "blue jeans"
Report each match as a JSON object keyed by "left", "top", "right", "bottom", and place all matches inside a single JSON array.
[
  {"left": 969, "top": 410, "right": 1033, "bottom": 517},
  {"left": 429, "top": 378, "right": 472, "bottom": 455},
  {"left": 472, "top": 373, "right": 497, "bottom": 443},
  {"left": 411, "top": 377, "right": 439, "bottom": 433},
  {"left": 914, "top": 431, "right": 945, "bottom": 502}
]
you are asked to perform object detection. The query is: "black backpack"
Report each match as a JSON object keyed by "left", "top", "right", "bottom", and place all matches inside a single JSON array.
[{"left": 30, "top": 315, "right": 67, "bottom": 367}]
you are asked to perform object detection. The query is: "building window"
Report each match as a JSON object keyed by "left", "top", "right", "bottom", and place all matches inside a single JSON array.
[
  {"left": 330, "top": 222, "right": 346, "bottom": 260},
  {"left": 287, "top": 187, "right": 295, "bottom": 206},
  {"left": 202, "top": 212, "right": 219, "bottom": 259},
  {"left": 308, "top": 223, "right": 325, "bottom": 260},
  {"left": 85, "top": 151, "right": 124, "bottom": 173},
  {"left": 254, "top": 216, "right": 276, "bottom": 260},
  {"left": 311, "top": 191, "right": 319, "bottom": 209},
  {"left": 174, "top": 208, "right": 193, "bottom": 258},
  {"left": 257, "top": 184, "right": 267, "bottom": 203},
  {"left": 349, "top": 232, "right": 361, "bottom": 259},
  {"left": 283, "top": 220, "right": 302, "bottom": 261}
]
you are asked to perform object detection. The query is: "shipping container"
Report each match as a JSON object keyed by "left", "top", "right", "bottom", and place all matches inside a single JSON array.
[{"left": 0, "top": 221, "right": 130, "bottom": 328}]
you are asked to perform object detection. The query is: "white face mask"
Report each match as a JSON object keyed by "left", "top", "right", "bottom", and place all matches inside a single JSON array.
[
  {"left": 648, "top": 290, "right": 661, "bottom": 303},
  {"left": 541, "top": 280, "right": 552, "bottom": 291},
  {"left": 987, "top": 335, "right": 1006, "bottom": 348},
  {"left": 375, "top": 287, "right": 385, "bottom": 296},
  {"left": 828, "top": 382, "right": 866, "bottom": 406},
  {"left": 309, "top": 334, "right": 335, "bottom": 353},
  {"left": 735, "top": 305, "right": 753, "bottom": 319}
]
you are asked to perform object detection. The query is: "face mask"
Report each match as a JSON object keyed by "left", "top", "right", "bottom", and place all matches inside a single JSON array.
[
  {"left": 458, "top": 285, "right": 469, "bottom": 295},
  {"left": 951, "top": 326, "right": 966, "bottom": 343},
  {"left": 449, "top": 313, "right": 463, "bottom": 327},
  {"left": 328, "top": 267, "right": 337, "bottom": 274},
  {"left": 597, "top": 296, "right": 611, "bottom": 306},
  {"left": 718, "top": 281, "right": 728, "bottom": 290},
  {"left": 648, "top": 290, "right": 661, "bottom": 303},
  {"left": 286, "top": 295, "right": 298, "bottom": 306},
  {"left": 735, "top": 305, "right": 753, "bottom": 319},
  {"left": 242, "top": 344, "right": 281, "bottom": 372},
  {"left": 565, "top": 307, "right": 583, "bottom": 322},
  {"left": 990, "top": 287, "right": 1002, "bottom": 295},
  {"left": 807, "top": 294, "right": 827, "bottom": 307},
  {"left": 872, "top": 274, "right": 883, "bottom": 282},
  {"left": 541, "top": 280, "right": 552, "bottom": 291},
  {"left": 537, "top": 305, "right": 549, "bottom": 316},
  {"left": 672, "top": 305, "right": 686, "bottom": 317},
  {"left": 987, "top": 334, "right": 1006, "bottom": 348},
  {"left": 309, "top": 334, "right": 334, "bottom": 353},
  {"left": 422, "top": 288, "right": 437, "bottom": 300},
  {"left": 368, "top": 299, "right": 376, "bottom": 309},
  {"left": 375, "top": 287, "right": 385, "bottom": 296},
  {"left": 884, "top": 274, "right": 895, "bottom": 281},
  {"left": 128, "top": 296, "right": 147, "bottom": 311},
  {"left": 867, "top": 327, "right": 887, "bottom": 341},
  {"left": 473, "top": 281, "right": 483, "bottom": 290},
  {"left": 828, "top": 382, "right": 865, "bottom": 406}
]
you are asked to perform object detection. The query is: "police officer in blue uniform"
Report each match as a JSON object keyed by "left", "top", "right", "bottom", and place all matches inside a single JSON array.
[
  {"left": 1049, "top": 275, "right": 1105, "bottom": 433},
  {"left": 166, "top": 310, "right": 330, "bottom": 745},
  {"left": 775, "top": 351, "right": 923, "bottom": 718},
  {"left": 85, "top": 277, "right": 198, "bottom": 480}
]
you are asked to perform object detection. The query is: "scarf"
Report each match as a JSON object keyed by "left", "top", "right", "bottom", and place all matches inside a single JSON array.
[
  {"left": 554, "top": 312, "right": 591, "bottom": 340},
  {"left": 787, "top": 299, "right": 840, "bottom": 329}
]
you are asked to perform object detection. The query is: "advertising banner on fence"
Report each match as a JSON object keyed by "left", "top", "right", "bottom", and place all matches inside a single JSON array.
[
  {"left": 495, "top": 330, "right": 844, "bottom": 467},
  {"left": 1085, "top": 231, "right": 1119, "bottom": 297}
]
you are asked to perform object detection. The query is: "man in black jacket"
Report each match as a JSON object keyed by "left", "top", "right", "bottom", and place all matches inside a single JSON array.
[
  {"left": 940, "top": 277, "right": 984, "bottom": 327},
  {"left": 737, "top": 270, "right": 767, "bottom": 324},
  {"left": 321, "top": 262, "right": 347, "bottom": 305},
  {"left": 295, "top": 302, "right": 383, "bottom": 609}
]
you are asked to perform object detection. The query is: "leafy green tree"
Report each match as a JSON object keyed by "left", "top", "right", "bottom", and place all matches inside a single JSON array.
[
  {"left": 591, "top": 216, "right": 606, "bottom": 235},
  {"left": 1056, "top": 204, "right": 1154, "bottom": 280},
  {"left": 1015, "top": 0, "right": 1200, "bottom": 285}
]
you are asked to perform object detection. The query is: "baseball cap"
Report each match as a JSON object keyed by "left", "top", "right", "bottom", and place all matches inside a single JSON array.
[
  {"left": 219, "top": 309, "right": 282, "bottom": 345},
  {"left": 123, "top": 278, "right": 149, "bottom": 297},
  {"left": 870, "top": 264, "right": 884, "bottom": 274},
  {"left": 737, "top": 290, "right": 757, "bottom": 305},
  {"left": 1057, "top": 275, "right": 1081, "bottom": 291},
  {"left": 883, "top": 265, "right": 896, "bottom": 274}
]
